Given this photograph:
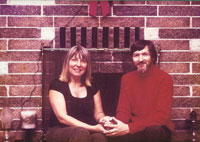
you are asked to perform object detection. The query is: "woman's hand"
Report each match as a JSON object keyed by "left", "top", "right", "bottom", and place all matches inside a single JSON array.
[{"left": 93, "top": 124, "right": 108, "bottom": 133}]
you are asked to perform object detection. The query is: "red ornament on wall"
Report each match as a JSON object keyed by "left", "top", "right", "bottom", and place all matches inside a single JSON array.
[{"left": 89, "top": 1, "right": 110, "bottom": 17}]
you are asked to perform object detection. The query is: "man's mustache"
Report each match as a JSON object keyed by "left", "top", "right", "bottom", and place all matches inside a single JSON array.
[{"left": 137, "top": 62, "right": 146, "bottom": 65}]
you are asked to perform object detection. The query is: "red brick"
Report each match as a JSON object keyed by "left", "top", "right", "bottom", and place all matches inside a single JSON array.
[
  {"left": 174, "top": 86, "right": 190, "bottom": 96},
  {"left": 160, "top": 52, "right": 200, "bottom": 62},
  {"left": 192, "top": 18, "right": 200, "bottom": 27},
  {"left": 0, "top": 97, "right": 41, "bottom": 107},
  {"left": 54, "top": 17, "right": 98, "bottom": 27},
  {"left": 173, "top": 97, "right": 200, "bottom": 107},
  {"left": 43, "top": 5, "right": 88, "bottom": 16},
  {"left": 160, "top": 63, "right": 189, "bottom": 73},
  {"left": 172, "top": 75, "right": 200, "bottom": 85},
  {"left": 42, "top": 49, "right": 66, "bottom": 64},
  {"left": 8, "top": 17, "right": 53, "bottom": 27},
  {"left": 152, "top": 40, "right": 189, "bottom": 50},
  {"left": 159, "top": 6, "right": 200, "bottom": 16},
  {"left": 0, "top": 51, "right": 41, "bottom": 61},
  {"left": 159, "top": 29, "right": 200, "bottom": 39},
  {"left": 55, "top": 1, "right": 87, "bottom": 4},
  {"left": 99, "top": 63, "right": 133, "bottom": 73},
  {"left": 0, "top": 40, "right": 7, "bottom": 50},
  {"left": 0, "top": 0, "right": 6, "bottom": 4},
  {"left": 8, "top": 63, "right": 42, "bottom": 73},
  {"left": 0, "top": 86, "right": 7, "bottom": 96},
  {"left": 192, "top": 86, "right": 200, "bottom": 96},
  {"left": 10, "top": 86, "right": 42, "bottom": 96},
  {"left": 113, "top": 6, "right": 157, "bottom": 16},
  {"left": 172, "top": 109, "right": 190, "bottom": 119},
  {"left": 147, "top": 17, "right": 189, "bottom": 27},
  {"left": 139, "top": 28, "right": 144, "bottom": 40},
  {"left": 0, "top": 17, "right": 6, "bottom": 27},
  {"left": 191, "top": 1, "right": 200, "bottom": 5},
  {"left": 147, "top": 1, "right": 190, "bottom": 5},
  {"left": 8, "top": 40, "right": 53, "bottom": 50},
  {"left": 113, "top": 51, "right": 132, "bottom": 62},
  {"left": 101, "top": 17, "right": 144, "bottom": 27},
  {"left": 0, "top": 5, "right": 41, "bottom": 15},
  {"left": 0, "top": 75, "right": 41, "bottom": 85},
  {"left": 90, "top": 51, "right": 112, "bottom": 62},
  {"left": 192, "top": 63, "right": 200, "bottom": 73},
  {"left": 55, "top": 28, "right": 60, "bottom": 48},
  {"left": 114, "top": 1, "right": 145, "bottom": 4},
  {"left": 0, "top": 28, "right": 41, "bottom": 38}
]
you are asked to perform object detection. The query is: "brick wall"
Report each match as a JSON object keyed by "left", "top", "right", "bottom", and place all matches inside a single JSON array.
[{"left": 0, "top": 0, "right": 200, "bottom": 141}]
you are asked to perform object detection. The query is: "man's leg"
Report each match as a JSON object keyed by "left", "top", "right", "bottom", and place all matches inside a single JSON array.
[
  {"left": 107, "top": 132, "right": 145, "bottom": 142},
  {"left": 108, "top": 125, "right": 171, "bottom": 142},
  {"left": 143, "top": 125, "right": 171, "bottom": 142}
]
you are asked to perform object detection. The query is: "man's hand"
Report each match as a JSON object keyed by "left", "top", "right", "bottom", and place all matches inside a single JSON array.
[
  {"left": 99, "top": 116, "right": 112, "bottom": 125},
  {"left": 99, "top": 116, "right": 115, "bottom": 130},
  {"left": 103, "top": 117, "right": 130, "bottom": 136}
]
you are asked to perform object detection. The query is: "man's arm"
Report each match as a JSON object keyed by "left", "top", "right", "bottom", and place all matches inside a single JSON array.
[
  {"left": 115, "top": 75, "right": 132, "bottom": 123},
  {"left": 103, "top": 75, "right": 132, "bottom": 136}
]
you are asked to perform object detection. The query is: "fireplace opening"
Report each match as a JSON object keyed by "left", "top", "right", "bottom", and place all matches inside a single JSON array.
[{"left": 92, "top": 73, "right": 123, "bottom": 116}]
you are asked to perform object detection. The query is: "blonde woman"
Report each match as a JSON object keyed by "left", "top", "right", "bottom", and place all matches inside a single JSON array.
[{"left": 46, "top": 46, "right": 109, "bottom": 142}]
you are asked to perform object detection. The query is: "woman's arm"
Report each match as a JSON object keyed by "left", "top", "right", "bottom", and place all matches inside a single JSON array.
[
  {"left": 49, "top": 90, "right": 100, "bottom": 132},
  {"left": 93, "top": 90, "right": 106, "bottom": 122}
]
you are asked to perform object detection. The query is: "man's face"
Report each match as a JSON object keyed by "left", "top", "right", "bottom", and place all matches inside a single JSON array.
[{"left": 132, "top": 46, "right": 152, "bottom": 73}]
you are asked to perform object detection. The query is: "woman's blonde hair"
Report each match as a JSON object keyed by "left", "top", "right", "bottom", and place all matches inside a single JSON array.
[{"left": 59, "top": 46, "right": 92, "bottom": 86}]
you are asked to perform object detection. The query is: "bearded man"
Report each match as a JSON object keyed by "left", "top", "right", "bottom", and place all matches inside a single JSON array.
[{"left": 103, "top": 40, "right": 174, "bottom": 142}]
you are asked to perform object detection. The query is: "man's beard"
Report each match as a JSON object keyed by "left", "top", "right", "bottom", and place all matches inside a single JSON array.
[{"left": 135, "top": 61, "right": 151, "bottom": 73}]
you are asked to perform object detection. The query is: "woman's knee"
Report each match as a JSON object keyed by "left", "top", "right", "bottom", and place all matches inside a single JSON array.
[
  {"left": 69, "top": 127, "right": 91, "bottom": 142},
  {"left": 46, "top": 127, "right": 90, "bottom": 142},
  {"left": 91, "top": 133, "right": 107, "bottom": 142},
  {"left": 72, "top": 127, "right": 90, "bottom": 137}
]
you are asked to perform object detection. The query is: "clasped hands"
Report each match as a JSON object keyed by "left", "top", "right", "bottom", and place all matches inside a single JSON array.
[{"left": 99, "top": 116, "right": 130, "bottom": 136}]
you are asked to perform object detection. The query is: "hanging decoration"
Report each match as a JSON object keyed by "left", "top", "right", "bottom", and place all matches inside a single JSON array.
[{"left": 89, "top": 1, "right": 110, "bottom": 17}]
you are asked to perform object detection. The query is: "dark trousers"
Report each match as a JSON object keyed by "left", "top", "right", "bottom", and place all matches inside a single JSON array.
[
  {"left": 108, "top": 125, "right": 171, "bottom": 142},
  {"left": 46, "top": 126, "right": 107, "bottom": 142}
]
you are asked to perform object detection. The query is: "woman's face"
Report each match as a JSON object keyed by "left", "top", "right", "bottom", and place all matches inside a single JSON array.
[{"left": 69, "top": 53, "right": 87, "bottom": 78}]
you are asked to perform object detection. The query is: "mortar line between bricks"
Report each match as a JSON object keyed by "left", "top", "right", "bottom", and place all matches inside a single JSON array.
[
  {"left": 173, "top": 96, "right": 200, "bottom": 98},
  {"left": 113, "top": 4, "right": 194, "bottom": 6},
  {"left": 174, "top": 84, "right": 200, "bottom": 86},
  {"left": 2, "top": 15, "right": 200, "bottom": 18},
  {"left": 5, "top": 107, "right": 41, "bottom": 109},
  {"left": 3, "top": 61, "right": 42, "bottom": 63},
  {"left": 0, "top": 85, "right": 42, "bottom": 86},
  {"left": 172, "top": 108, "right": 193, "bottom": 109}
]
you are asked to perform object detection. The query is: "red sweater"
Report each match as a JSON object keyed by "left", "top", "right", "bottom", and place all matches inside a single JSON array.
[{"left": 116, "top": 65, "right": 174, "bottom": 134}]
